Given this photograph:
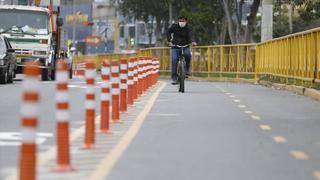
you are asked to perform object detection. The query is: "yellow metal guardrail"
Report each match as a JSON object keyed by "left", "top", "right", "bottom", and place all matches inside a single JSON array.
[
  {"left": 139, "top": 44, "right": 256, "bottom": 78},
  {"left": 74, "top": 27, "right": 319, "bottom": 87},
  {"left": 256, "top": 27, "right": 320, "bottom": 85},
  {"left": 73, "top": 53, "right": 136, "bottom": 69}
]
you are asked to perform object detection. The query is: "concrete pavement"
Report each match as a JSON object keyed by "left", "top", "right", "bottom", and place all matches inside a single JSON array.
[{"left": 0, "top": 76, "right": 97, "bottom": 179}]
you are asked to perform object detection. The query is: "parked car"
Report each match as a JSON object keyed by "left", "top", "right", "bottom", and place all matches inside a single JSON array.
[{"left": 0, "top": 35, "right": 16, "bottom": 84}]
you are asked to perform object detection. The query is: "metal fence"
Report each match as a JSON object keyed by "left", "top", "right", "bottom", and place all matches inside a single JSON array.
[
  {"left": 74, "top": 27, "right": 319, "bottom": 86},
  {"left": 139, "top": 44, "right": 256, "bottom": 78},
  {"left": 256, "top": 27, "right": 320, "bottom": 85}
]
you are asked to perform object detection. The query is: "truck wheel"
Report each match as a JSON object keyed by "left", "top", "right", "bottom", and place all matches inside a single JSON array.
[
  {"left": 51, "top": 68, "right": 55, "bottom": 81},
  {"left": 0, "top": 68, "right": 8, "bottom": 84},
  {"left": 41, "top": 68, "right": 50, "bottom": 81}
]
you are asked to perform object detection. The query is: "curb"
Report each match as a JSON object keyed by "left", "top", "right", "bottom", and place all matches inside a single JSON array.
[
  {"left": 160, "top": 76, "right": 257, "bottom": 84},
  {"left": 259, "top": 80, "right": 320, "bottom": 102}
]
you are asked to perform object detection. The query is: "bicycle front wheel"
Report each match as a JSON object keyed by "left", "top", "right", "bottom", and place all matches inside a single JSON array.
[{"left": 177, "top": 60, "right": 185, "bottom": 93}]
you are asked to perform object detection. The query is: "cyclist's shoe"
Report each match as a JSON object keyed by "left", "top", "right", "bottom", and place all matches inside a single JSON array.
[{"left": 171, "top": 80, "right": 178, "bottom": 85}]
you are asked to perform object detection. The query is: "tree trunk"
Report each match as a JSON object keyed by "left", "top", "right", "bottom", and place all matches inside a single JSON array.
[
  {"left": 220, "top": 0, "right": 237, "bottom": 44},
  {"left": 148, "top": 16, "right": 155, "bottom": 47},
  {"left": 244, "top": 0, "right": 261, "bottom": 43},
  {"left": 219, "top": 17, "right": 228, "bottom": 44},
  {"left": 155, "top": 16, "right": 162, "bottom": 46}
]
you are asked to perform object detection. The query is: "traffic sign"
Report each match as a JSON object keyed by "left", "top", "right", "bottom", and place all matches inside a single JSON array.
[{"left": 85, "top": 35, "right": 102, "bottom": 45}]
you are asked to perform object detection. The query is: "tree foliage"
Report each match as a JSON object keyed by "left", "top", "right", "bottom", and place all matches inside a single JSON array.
[
  {"left": 119, "top": 0, "right": 320, "bottom": 46},
  {"left": 271, "top": 0, "right": 320, "bottom": 38},
  {"left": 119, "top": 0, "right": 225, "bottom": 46}
]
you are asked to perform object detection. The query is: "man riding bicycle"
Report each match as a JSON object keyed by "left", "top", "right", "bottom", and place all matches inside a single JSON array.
[{"left": 167, "top": 15, "right": 196, "bottom": 85}]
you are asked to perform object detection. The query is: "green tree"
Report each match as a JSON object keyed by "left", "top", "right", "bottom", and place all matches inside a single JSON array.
[
  {"left": 119, "top": 0, "right": 225, "bottom": 46},
  {"left": 178, "top": 0, "right": 224, "bottom": 45}
]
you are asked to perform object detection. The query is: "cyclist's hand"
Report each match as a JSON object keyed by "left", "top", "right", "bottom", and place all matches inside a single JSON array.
[
  {"left": 192, "top": 42, "right": 197, "bottom": 46},
  {"left": 168, "top": 41, "right": 174, "bottom": 47}
]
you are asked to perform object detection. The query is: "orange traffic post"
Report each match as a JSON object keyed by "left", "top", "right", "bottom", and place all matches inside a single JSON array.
[
  {"left": 155, "top": 58, "right": 160, "bottom": 83},
  {"left": 133, "top": 58, "right": 138, "bottom": 101},
  {"left": 145, "top": 57, "right": 150, "bottom": 90},
  {"left": 82, "top": 61, "right": 96, "bottom": 149},
  {"left": 100, "top": 60, "right": 111, "bottom": 133},
  {"left": 137, "top": 58, "right": 143, "bottom": 96},
  {"left": 111, "top": 60, "right": 120, "bottom": 122},
  {"left": 74, "top": 63, "right": 85, "bottom": 78},
  {"left": 19, "top": 62, "right": 40, "bottom": 180},
  {"left": 141, "top": 57, "right": 147, "bottom": 93},
  {"left": 127, "top": 58, "right": 134, "bottom": 105},
  {"left": 120, "top": 58, "right": 128, "bottom": 112},
  {"left": 54, "top": 60, "right": 73, "bottom": 171},
  {"left": 151, "top": 58, "right": 157, "bottom": 85},
  {"left": 144, "top": 58, "right": 148, "bottom": 92},
  {"left": 148, "top": 57, "right": 152, "bottom": 88},
  {"left": 153, "top": 58, "right": 158, "bottom": 85}
]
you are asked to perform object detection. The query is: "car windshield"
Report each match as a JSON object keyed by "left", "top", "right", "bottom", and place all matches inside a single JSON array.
[{"left": 0, "top": 9, "right": 49, "bottom": 35}]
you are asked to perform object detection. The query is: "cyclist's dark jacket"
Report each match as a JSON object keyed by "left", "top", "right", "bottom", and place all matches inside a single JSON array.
[{"left": 167, "top": 23, "right": 193, "bottom": 48}]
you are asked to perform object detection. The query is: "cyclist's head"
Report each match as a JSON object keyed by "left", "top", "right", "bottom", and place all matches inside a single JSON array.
[{"left": 177, "top": 16, "right": 188, "bottom": 28}]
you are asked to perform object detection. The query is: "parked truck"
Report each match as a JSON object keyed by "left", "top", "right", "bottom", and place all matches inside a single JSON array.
[{"left": 0, "top": 4, "right": 67, "bottom": 80}]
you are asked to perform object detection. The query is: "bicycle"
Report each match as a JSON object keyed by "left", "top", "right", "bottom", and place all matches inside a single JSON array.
[{"left": 173, "top": 44, "right": 189, "bottom": 93}]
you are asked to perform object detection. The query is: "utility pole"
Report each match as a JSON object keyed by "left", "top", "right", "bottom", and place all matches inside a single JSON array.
[
  {"left": 134, "top": 18, "right": 138, "bottom": 50},
  {"left": 261, "top": 0, "right": 273, "bottom": 41},
  {"left": 72, "top": 0, "right": 76, "bottom": 47},
  {"left": 113, "top": 0, "right": 119, "bottom": 53}
]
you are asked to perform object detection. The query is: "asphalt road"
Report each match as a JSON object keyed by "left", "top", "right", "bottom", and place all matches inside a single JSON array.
[
  {"left": 107, "top": 80, "right": 320, "bottom": 180},
  {"left": 0, "top": 75, "right": 98, "bottom": 179},
  {"left": 1, "top": 78, "right": 320, "bottom": 180}
]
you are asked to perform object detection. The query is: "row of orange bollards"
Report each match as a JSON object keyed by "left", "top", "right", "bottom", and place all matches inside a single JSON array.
[{"left": 19, "top": 57, "right": 160, "bottom": 180}]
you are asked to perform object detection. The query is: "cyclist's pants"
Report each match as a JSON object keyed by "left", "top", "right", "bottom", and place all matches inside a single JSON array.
[{"left": 171, "top": 47, "right": 191, "bottom": 81}]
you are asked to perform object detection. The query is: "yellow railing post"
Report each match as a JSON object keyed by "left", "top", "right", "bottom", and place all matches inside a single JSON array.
[
  {"left": 207, "top": 47, "right": 211, "bottom": 78},
  {"left": 192, "top": 47, "right": 195, "bottom": 77},
  {"left": 220, "top": 46, "right": 223, "bottom": 78},
  {"left": 237, "top": 46, "right": 240, "bottom": 79}
]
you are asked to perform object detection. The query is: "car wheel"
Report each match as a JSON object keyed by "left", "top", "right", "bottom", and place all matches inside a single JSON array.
[
  {"left": 0, "top": 68, "right": 8, "bottom": 84},
  {"left": 7, "top": 69, "right": 13, "bottom": 83}
]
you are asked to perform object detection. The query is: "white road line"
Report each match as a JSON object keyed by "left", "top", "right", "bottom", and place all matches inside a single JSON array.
[
  {"left": 88, "top": 82, "right": 166, "bottom": 180},
  {"left": 238, "top": 105, "right": 246, "bottom": 108},
  {"left": 225, "top": 93, "right": 232, "bottom": 95},
  {"left": 290, "top": 150, "right": 309, "bottom": 160},
  {"left": 272, "top": 136, "right": 287, "bottom": 143},
  {"left": 233, "top": 99, "right": 240, "bottom": 103},
  {"left": 244, "top": 110, "right": 253, "bottom": 114},
  {"left": 229, "top": 95, "right": 236, "bottom": 98},
  {"left": 260, "top": 124, "right": 272, "bottom": 131},
  {"left": 251, "top": 115, "right": 261, "bottom": 120}
]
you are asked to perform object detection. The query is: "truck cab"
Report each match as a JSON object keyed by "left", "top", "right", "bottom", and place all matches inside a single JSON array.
[{"left": 0, "top": 5, "right": 62, "bottom": 80}]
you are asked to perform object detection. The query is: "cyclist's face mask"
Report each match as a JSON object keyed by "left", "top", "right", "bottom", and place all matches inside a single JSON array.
[{"left": 178, "top": 20, "right": 187, "bottom": 28}]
